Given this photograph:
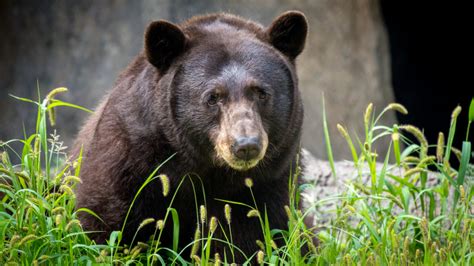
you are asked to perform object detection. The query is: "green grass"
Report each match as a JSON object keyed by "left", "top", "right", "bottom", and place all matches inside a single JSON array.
[{"left": 0, "top": 88, "right": 472, "bottom": 265}]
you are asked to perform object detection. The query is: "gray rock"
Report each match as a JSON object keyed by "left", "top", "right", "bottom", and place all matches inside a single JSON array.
[{"left": 300, "top": 149, "right": 473, "bottom": 225}]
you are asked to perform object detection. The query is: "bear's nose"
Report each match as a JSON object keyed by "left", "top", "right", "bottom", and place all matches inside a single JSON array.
[{"left": 232, "top": 137, "right": 261, "bottom": 161}]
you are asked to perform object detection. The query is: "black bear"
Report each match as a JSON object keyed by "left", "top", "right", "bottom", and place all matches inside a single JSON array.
[{"left": 74, "top": 11, "right": 308, "bottom": 261}]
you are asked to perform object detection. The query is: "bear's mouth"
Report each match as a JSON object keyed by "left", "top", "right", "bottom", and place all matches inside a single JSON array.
[{"left": 223, "top": 157, "right": 261, "bottom": 171}]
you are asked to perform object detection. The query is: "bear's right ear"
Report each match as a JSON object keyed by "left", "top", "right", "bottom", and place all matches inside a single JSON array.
[
  {"left": 145, "top": 20, "right": 187, "bottom": 72},
  {"left": 267, "top": 11, "right": 308, "bottom": 60}
]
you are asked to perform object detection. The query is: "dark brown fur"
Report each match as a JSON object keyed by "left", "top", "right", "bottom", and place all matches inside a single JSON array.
[{"left": 74, "top": 11, "right": 308, "bottom": 261}]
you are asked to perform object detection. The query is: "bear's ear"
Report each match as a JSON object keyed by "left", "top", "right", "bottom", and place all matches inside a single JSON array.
[
  {"left": 145, "top": 20, "right": 187, "bottom": 72},
  {"left": 266, "top": 11, "right": 308, "bottom": 59}
]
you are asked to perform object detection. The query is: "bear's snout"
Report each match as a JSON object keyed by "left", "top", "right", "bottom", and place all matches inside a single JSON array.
[
  {"left": 231, "top": 136, "right": 262, "bottom": 161},
  {"left": 214, "top": 104, "right": 269, "bottom": 171}
]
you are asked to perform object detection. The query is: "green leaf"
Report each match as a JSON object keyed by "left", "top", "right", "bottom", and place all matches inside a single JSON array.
[
  {"left": 322, "top": 95, "right": 336, "bottom": 178},
  {"left": 9, "top": 94, "right": 39, "bottom": 105},
  {"left": 75, "top": 208, "right": 105, "bottom": 224},
  {"left": 48, "top": 99, "right": 93, "bottom": 113},
  {"left": 469, "top": 98, "right": 474, "bottom": 122},
  {"left": 170, "top": 207, "right": 180, "bottom": 252},
  {"left": 453, "top": 141, "right": 471, "bottom": 208},
  {"left": 377, "top": 142, "right": 391, "bottom": 193},
  {"left": 108, "top": 230, "right": 121, "bottom": 253}
]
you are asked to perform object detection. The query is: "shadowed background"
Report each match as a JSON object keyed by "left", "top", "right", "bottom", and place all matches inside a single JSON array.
[{"left": 0, "top": 0, "right": 470, "bottom": 161}]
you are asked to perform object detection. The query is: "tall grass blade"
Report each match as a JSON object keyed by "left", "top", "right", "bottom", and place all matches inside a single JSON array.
[
  {"left": 322, "top": 95, "right": 336, "bottom": 178},
  {"left": 453, "top": 141, "right": 471, "bottom": 208},
  {"left": 170, "top": 207, "right": 180, "bottom": 252},
  {"left": 444, "top": 106, "right": 461, "bottom": 162},
  {"left": 467, "top": 97, "right": 474, "bottom": 141}
]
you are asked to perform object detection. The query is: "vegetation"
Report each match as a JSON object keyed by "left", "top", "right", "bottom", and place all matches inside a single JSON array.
[{"left": 0, "top": 89, "right": 472, "bottom": 265}]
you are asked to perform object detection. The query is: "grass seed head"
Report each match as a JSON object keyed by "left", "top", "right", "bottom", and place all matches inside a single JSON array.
[
  {"left": 137, "top": 242, "right": 149, "bottom": 250},
  {"left": 451, "top": 105, "right": 462, "bottom": 119},
  {"left": 452, "top": 147, "right": 462, "bottom": 161},
  {"left": 344, "top": 254, "right": 352, "bottom": 265},
  {"left": 245, "top": 177, "right": 253, "bottom": 188},
  {"left": 256, "top": 240, "right": 265, "bottom": 250},
  {"left": 224, "top": 204, "right": 231, "bottom": 225},
  {"left": 214, "top": 253, "right": 221, "bottom": 266},
  {"left": 156, "top": 219, "right": 164, "bottom": 230},
  {"left": 10, "top": 234, "right": 21, "bottom": 246},
  {"left": 55, "top": 214, "right": 63, "bottom": 226},
  {"left": 130, "top": 247, "right": 141, "bottom": 259},
  {"left": 403, "top": 156, "right": 420, "bottom": 164},
  {"left": 48, "top": 107, "right": 56, "bottom": 126},
  {"left": 462, "top": 218, "right": 471, "bottom": 235},
  {"left": 45, "top": 87, "right": 68, "bottom": 103},
  {"left": 209, "top": 216, "right": 218, "bottom": 233},
  {"left": 52, "top": 206, "right": 65, "bottom": 215},
  {"left": 33, "top": 137, "right": 40, "bottom": 155},
  {"left": 439, "top": 248, "right": 446, "bottom": 262},
  {"left": 364, "top": 103, "right": 373, "bottom": 128},
  {"left": 19, "top": 234, "right": 38, "bottom": 246},
  {"left": 337, "top": 123, "right": 349, "bottom": 138},
  {"left": 1, "top": 151, "right": 9, "bottom": 165},
  {"left": 418, "top": 155, "right": 436, "bottom": 167},
  {"left": 391, "top": 132, "right": 399, "bottom": 142},
  {"left": 447, "top": 241, "right": 453, "bottom": 252},
  {"left": 271, "top": 240, "right": 278, "bottom": 250},
  {"left": 200, "top": 205, "right": 207, "bottom": 224},
  {"left": 460, "top": 185, "right": 465, "bottom": 203},
  {"left": 0, "top": 183, "right": 12, "bottom": 191},
  {"left": 436, "top": 132, "right": 445, "bottom": 162},
  {"left": 257, "top": 250, "right": 264, "bottom": 264},
  {"left": 247, "top": 209, "right": 260, "bottom": 218},
  {"left": 59, "top": 184, "right": 74, "bottom": 196},
  {"left": 419, "top": 217, "right": 430, "bottom": 242},
  {"left": 415, "top": 249, "right": 421, "bottom": 261},
  {"left": 190, "top": 227, "right": 201, "bottom": 258},
  {"left": 65, "top": 219, "right": 82, "bottom": 231},
  {"left": 159, "top": 174, "right": 170, "bottom": 196},
  {"left": 400, "top": 125, "right": 428, "bottom": 156},
  {"left": 390, "top": 230, "right": 398, "bottom": 250},
  {"left": 403, "top": 167, "right": 424, "bottom": 178},
  {"left": 63, "top": 175, "right": 81, "bottom": 184},
  {"left": 403, "top": 236, "right": 410, "bottom": 256},
  {"left": 284, "top": 205, "right": 292, "bottom": 220},
  {"left": 389, "top": 254, "right": 396, "bottom": 265},
  {"left": 430, "top": 241, "right": 437, "bottom": 254},
  {"left": 138, "top": 218, "right": 155, "bottom": 230},
  {"left": 366, "top": 253, "right": 375, "bottom": 266},
  {"left": 345, "top": 205, "right": 356, "bottom": 213},
  {"left": 385, "top": 103, "right": 408, "bottom": 115}
]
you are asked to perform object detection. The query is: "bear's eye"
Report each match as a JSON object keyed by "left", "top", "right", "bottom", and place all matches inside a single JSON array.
[
  {"left": 257, "top": 89, "right": 267, "bottom": 100},
  {"left": 207, "top": 93, "right": 219, "bottom": 106}
]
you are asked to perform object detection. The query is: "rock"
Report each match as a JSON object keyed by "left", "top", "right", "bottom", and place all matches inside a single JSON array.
[{"left": 300, "top": 149, "right": 473, "bottom": 225}]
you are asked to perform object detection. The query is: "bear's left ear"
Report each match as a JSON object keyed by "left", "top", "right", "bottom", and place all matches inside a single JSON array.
[
  {"left": 145, "top": 20, "right": 187, "bottom": 72},
  {"left": 266, "top": 11, "right": 308, "bottom": 59}
]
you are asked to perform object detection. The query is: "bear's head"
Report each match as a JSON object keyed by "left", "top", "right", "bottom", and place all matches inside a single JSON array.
[{"left": 144, "top": 11, "right": 307, "bottom": 171}]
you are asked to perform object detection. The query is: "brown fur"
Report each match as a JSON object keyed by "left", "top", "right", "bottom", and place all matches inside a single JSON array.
[{"left": 74, "top": 11, "right": 308, "bottom": 261}]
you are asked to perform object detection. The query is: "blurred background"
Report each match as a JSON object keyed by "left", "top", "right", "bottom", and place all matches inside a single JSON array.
[{"left": 0, "top": 0, "right": 471, "bottom": 161}]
